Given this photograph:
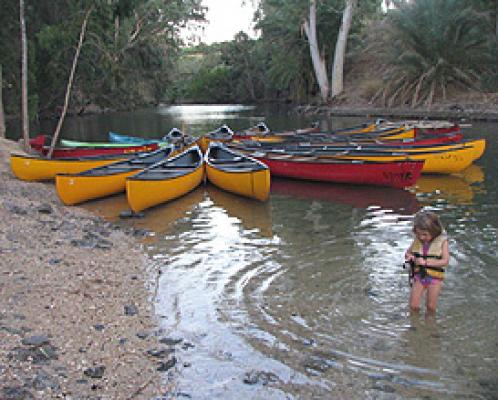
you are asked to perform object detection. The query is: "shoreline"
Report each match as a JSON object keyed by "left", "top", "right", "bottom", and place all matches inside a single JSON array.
[
  {"left": 0, "top": 138, "right": 176, "bottom": 398},
  {"left": 294, "top": 103, "right": 498, "bottom": 122},
  {"left": 5, "top": 98, "right": 498, "bottom": 127}
]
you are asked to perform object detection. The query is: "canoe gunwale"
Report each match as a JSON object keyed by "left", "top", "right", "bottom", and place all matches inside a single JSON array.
[
  {"left": 55, "top": 145, "right": 176, "bottom": 178},
  {"left": 127, "top": 145, "right": 204, "bottom": 182},
  {"left": 205, "top": 142, "right": 271, "bottom": 201},
  {"left": 206, "top": 141, "right": 268, "bottom": 172}
]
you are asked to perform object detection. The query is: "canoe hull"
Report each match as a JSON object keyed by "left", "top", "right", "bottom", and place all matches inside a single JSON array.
[
  {"left": 126, "top": 166, "right": 204, "bottom": 212},
  {"left": 470, "top": 138, "right": 486, "bottom": 161},
  {"left": 109, "top": 131, "right": 160, "bottom": 144},
  {"left": 333, "top": 140, "right": 483, "bottom": 174},
  {"left": 60, "top": 139, "right": 145, "bottom": 148},
  {"left": 55, "top": 146, "right": 176, "bottom": 205},
  {"left": 255, "top": 157, "right": 423, "bottom": 188},
  {"left": 36, "top": 143, "right": 158, "bottom": 158},
  {"left": 198, "top": 136, "right": 232, "bottom": 152},
  {"left": 206, "top": 164, "right": 270, "bottom": 201},
  {"left": 10, "top": 154, "right": 123, "bottom": 181},
  {"left": 56, "top": 171, "right": 138, "bottom": 205}
]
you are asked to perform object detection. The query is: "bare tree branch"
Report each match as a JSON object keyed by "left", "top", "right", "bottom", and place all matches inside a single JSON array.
[{"left": 47, "top": 6, "right": 93, "bottom": 159}]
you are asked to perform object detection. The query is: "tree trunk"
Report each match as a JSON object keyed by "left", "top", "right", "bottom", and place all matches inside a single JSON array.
[
  {"left": 303, "top": 0, "right": 329, "bottom": 102},
  {"left": 331, "top": 0, "right": 356, "bottom": 98},
  {"left": 47, "top": 7, "right": 93, "bottom": 159},
  {"left": 495, "top": 1, "right": 498, "bottom": 41},
  {"left": 20, "top": 0, "right": 30, "bottom": 150},
  {"left": 0, "top": 65, "right": 5, "bottom": 138}
]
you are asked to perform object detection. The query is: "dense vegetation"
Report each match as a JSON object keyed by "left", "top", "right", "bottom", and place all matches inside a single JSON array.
[
  {"left": 0, "top": 0, "right": 205, "bottom": 119},
  {"left": 1, "top": 0, "right": 496, "bottom": 123},
  {"left": 367, "top": 0, "right": 498, "bottom": 107},
  {"left": 173, "top": 0, "right": 496, "bottom": 106}
]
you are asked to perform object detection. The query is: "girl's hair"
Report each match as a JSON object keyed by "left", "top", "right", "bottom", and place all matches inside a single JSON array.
[{"left": 413, "top": 211, "right": 443, "bottom": 238}]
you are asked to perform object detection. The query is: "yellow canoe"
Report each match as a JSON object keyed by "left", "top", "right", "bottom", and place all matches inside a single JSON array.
[
  {"left": 126, "top": 145, "right": 205, "bottom": 212},
  {"left": 331, "top": 139, "right": 485, "bottom": 174},
  {"left": 374, "top": 127, "right": 415, "bottom": 140},
  {"left": 198, "top": 125, "right": 234, "bottom": 152},
  {"left": 239, "top": 126, "right": 415, "bottom": 144},
  {"left": 10, "top": 154, "right": 125, "bottom": 181},
  {"left": 205, "top": 142, "right": 270, "bottom": 202},
  {"left": 56, "top": 146, "right": 175, "bottom": 205}
]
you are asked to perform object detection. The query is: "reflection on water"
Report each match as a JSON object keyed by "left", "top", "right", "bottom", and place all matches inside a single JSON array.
[
  {"left": 160, "top": 104, "right": 255, "bottom": 116},
  {"left": 271, "top": 178, "right": 421, "bottom": 214},
  {"left": 155, "top": 103, "right": 270, "bottom": 138},
  {"left": 144, "top": 178, "right": 497, "bottom": 399},
  {"left": 206, "top": 184, "right": 273, "bottom": 237},
  {"left": 80, "top": 188, "right": 205, "bottom": 244},
  {"left": 411, "top": 165, "right": 485, "bottom": 205},
  {"left": 55, "top": 108, "right": 498, "bottom": 399}
]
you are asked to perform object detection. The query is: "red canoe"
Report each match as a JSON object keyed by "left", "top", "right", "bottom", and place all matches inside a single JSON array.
[
  {"left": 28, "top": 135, "right": 158, "bottom": 158},
  {"left": 415, "top": 125, "right": 460, "bottom": 135},
  {"left": 382, "top": 132, "right": 463, "bottom": 146},
  {"left": 36, "top": 143, "right": 158, "bottom": 159},
  {"left": 289, "top": 132, "right": 464, "bottom": 148},
  {"left": 254, "top": 154, "right": 424, "bottom": 189}
]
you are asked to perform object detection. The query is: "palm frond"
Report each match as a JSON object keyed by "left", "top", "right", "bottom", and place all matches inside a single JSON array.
[{"left": 367, "top": 0, "right": 494, "bottom": 106}]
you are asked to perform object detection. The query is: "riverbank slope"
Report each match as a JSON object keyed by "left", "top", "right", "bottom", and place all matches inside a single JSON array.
[
  {"left": 0, "top": 138, "right": 175, "bottom": 399},
  {"left": 296, "top": 92, "right": 498, "bottom": 121}
]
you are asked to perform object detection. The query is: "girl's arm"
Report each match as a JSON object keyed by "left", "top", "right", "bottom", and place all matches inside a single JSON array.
[{"left": 405, "top": 242, "right": 415, "bottom": 261}]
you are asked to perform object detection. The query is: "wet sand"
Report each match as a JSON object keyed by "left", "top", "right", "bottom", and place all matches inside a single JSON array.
[{"left": 0, "top": 138, "right": 176, "bottom": 399}]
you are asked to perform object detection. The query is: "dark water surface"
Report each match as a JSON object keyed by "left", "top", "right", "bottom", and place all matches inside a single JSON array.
[{"left": 10, "top": 105, "right": 498, "bottom": 398}]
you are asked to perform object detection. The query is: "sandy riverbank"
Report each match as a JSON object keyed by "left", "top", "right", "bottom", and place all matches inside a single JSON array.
[{"left": 0, "top": 138, "right": 178, "bottom": 399}]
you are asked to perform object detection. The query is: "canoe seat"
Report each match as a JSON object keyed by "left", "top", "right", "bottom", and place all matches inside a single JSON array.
[
  {"left": 130, "top": 158, "right": 151, "bottom": 164},
  {"left": 267, "top": 154, "right": 293, "bottom": 159},
  {"left": 209, "top": 157, "right": 243, "bottom": 164},
  {"left": 215, "top": 164, "right": 266, "bottom": 172},
  {"left": 106, "top": 164, "right": 141, "bottom": 169},
  {"left": 165, "top": 164, "right": 197, "bottom": 168},
  {"left": 149, "top": 167, "right": 195, "bottom": 173},
  {"left": 213, "top": 162, "right": 256, "bottom": 168}
]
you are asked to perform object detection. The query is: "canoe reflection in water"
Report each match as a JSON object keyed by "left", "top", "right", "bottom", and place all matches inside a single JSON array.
[
  {"left": 80, "top": 187, "right": 205, "bottom": 242},
  {"left": 80, "top": 183, "right": 273, "bottom": 241},
  {"left": 206, "top": 183, "right": 273, "bottom": 237},
  {"left": 270, "top": 178, "right": 420, "bottom": 214},
  {"left": 411, "top": 164, "right": 485, "bottom": 205}
]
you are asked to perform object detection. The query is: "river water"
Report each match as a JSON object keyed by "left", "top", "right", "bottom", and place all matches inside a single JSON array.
[{"left": 10, "top": 105, "right": 498, "bottom": 399}]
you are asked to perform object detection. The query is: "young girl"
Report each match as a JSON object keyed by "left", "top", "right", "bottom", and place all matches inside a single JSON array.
[{"left": 405, "top": 211, "right": 450, "bottom": 314}]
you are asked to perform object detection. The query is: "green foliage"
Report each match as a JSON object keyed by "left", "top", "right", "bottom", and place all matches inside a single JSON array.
[
  {"left": 372, "top": 0, "right": 496, "bottom": 107},
  {"left": 255, "top": 0, "right": 315, "bottom": 100},
  {"left": 0, "top": 0, "right": 205, "bottom": 119},
  {"left": 0, "top": 0, "right": 21, "bottom": 115},
  {"left": 166, "top": 0, "right": 386, "bottom": 104},
  {"left": 169, "top": 33, "right": 270, "bottom": 103},
  {"left": 219, "top": 33, "right": 270, "bottom": 101},
  {"left": 255, "top": 0, "right": 383, "bottom": 101},
  {"left": 185, "top": 65, "right": 234, "bottom": 102}
]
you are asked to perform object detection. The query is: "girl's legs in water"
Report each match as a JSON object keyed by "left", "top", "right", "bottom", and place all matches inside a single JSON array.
[
  {"left": 409, "top": 280, "right": 425, "bottom": 312},
  {"left": 426, "top": 281, "right": 443, "bottom": 314}
]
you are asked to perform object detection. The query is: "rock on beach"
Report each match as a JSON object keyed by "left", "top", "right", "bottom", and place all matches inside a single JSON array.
[{"left": 0, "top": 138, "right": 171, "bottom": 398}]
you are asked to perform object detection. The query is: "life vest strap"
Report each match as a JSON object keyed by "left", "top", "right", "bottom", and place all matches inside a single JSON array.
[
  {"left": 416, "top": 265, "right": 445, "bottom": 273},
  {"left": 412, "top": 252, "right": 442, "bottom": 260}
]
